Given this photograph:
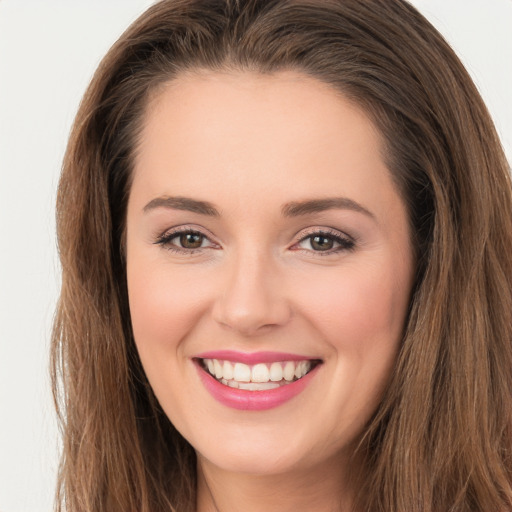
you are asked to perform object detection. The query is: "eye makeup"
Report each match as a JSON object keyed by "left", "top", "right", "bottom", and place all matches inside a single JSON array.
[
  {"left": 154, "top": 224, "right": 356, "bottom": 256},
  {"left": 154, "top": 225, "right": 219, "bottom": 255},
  {"left": 292, "top": 227, "right": 356, "bottom": 255}
]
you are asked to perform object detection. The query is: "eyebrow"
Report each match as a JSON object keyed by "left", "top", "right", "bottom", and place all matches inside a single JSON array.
[
  {"left": 281, "top": 197, "right": 375, "bottom": 219},
  {"left": 143, "top": 196, "right": 220, "bottom": 216},
  {"left": 143, "top": 195, "right": 374, "bottom": 219}
]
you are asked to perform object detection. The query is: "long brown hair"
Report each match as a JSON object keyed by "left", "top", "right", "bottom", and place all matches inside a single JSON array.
[{"left": 52, "top": 1, "right": 512, "bottom": 510}]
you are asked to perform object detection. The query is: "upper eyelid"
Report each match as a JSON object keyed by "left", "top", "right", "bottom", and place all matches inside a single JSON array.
[
  {"left": 294, "top": 226, "right": 354, "bottom": 243},
  {"left": 156, "top": 224, "right": 216, "bottom": 242}
]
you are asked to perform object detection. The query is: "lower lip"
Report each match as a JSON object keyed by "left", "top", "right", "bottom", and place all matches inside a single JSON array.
[{"left": 195, "top": 361, "right": 320, "bottom": 411}]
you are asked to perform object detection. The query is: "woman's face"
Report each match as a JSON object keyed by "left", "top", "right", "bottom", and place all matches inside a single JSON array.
[{"left": 126, "top": 70, "right": 414, "bottom": 476}]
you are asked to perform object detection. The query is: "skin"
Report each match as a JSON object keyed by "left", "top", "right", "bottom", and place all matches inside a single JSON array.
[{"left": 126, "top": 70, "right": 415, "bottom": 512}]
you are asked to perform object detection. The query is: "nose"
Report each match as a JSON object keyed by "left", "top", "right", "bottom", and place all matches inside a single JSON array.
[{"left": 212, "top": 250, "right": 292, "bottom": 336}]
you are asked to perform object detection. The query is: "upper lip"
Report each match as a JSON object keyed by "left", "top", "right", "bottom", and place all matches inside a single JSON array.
[{"left": 194, "top": 350, "right": 321, "bottom": 365}]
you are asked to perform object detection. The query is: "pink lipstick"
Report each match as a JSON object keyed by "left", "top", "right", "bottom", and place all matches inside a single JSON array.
[{"left": 193, "top": 351, "right": 321, "bottom": 411}]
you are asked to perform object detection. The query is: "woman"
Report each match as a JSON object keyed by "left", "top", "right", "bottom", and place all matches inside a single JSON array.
[{"left": 51, "top": 0, "right": 512, "bottom": 511}]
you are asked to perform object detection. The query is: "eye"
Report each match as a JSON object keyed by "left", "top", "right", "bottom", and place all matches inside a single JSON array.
[
  {"left": 295, "top": 229, "right": 355, "bottom": 254},
  {"left": 155, "top": 228, "right": 217, "bottom": 253},
  {"left": 176, "top": 232, "right": 206, "bottom": 249}
]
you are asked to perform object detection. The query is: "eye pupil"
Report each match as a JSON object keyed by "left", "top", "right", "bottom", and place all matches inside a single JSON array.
[
  {"left": 311, "top": 235, "right": 334, "bottom": 251},
  {"left": 180, "top": 232, "right": 203, "bottom": 249}
]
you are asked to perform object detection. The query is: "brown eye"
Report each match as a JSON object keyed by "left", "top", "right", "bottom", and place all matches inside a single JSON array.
[
  {"left": 310, "top": 235, "right": 334, "bottom": 251},
  {"left": 155, "top": 228, "right": 216, "bottom": 253},
  {"left": 179, "top": 232, "right": 204, "bottom": 249},
  {"left": 295, "top": 230, "right": 355, "bottom": 254}
]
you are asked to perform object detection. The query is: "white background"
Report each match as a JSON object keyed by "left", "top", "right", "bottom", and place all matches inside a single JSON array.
[{"left": 0, "top": 1, "right": 510, "bottom": 511}]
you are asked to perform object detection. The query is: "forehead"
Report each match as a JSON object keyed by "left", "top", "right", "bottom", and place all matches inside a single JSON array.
[{"left": 132, "top": 70, "right": 398, "bottom": 219}]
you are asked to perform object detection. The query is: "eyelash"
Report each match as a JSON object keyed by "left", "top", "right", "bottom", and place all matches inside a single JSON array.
[
  {"left": 154, "top": 227, "right": 217, "bottom": 255},
  {"left": 154, "top": 227, "right": 356, "bottom": 255},
  {"left": 293, "top": 228, "right": 356, "bottom": 255}
]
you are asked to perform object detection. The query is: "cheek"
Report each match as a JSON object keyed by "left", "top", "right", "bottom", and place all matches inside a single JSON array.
[
  {"left": 296, "top": 262, "right": 410, "bottom": 432},
  {"left": 298, "top": 262, "right": 410, "bottom": 351},
  {"left": 127, "top": 256, "right": 212, "bottom": 359}
]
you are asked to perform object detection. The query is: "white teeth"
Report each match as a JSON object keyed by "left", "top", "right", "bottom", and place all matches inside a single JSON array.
[
  {"left": 295, "top": 361, "right": 311, "bottom": 378},
  {"left": 233, "top": 362, "right": 251, "bottom": 382},
  {"left": 202, "top": 357, "right": 316, "bottom": 389},
  {"left": 269, "top": 362, "right": 283, "bottom": 381},
  {"left": 238, "top": 381, "right": 281, "bottom": 391},
  {"left": 223, "top": 360, "right": 234, "bottom": 380},
  {"left": 251, "top": 363, "right": 270, "bottom": 383},
  {"left": 214, "top": 359, "right": 223, "bottom": 379},
  {"left": 283, "top": 361, "right": 295, "bottom": 381}
]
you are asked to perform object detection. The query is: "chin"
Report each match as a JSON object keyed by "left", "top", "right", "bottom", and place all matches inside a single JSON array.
[
  {"left": 198, "top": 444, "right": 306, "bottom": 476},
  {"left": 190, "top": 420, "right": 337, "bottom": 477}
]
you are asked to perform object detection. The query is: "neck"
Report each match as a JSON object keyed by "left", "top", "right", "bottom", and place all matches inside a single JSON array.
[{"left": 196, "top": 452, "right": 359, "bottom": 512}]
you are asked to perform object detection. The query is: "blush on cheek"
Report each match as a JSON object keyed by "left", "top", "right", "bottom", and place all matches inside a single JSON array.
[
  {"left": 305, "top": 269, "right": 403, "bottom": 346},
  {"left": 128, "top": 264, "right": 215, "bottom": 353},
  {"left": 131, "top": 290, "right": 182, "bottom": 346}
]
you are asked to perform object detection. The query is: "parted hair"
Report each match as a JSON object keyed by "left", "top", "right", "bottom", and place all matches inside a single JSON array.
[{"left": 51, "top": 1, "right": 512, "bottom": 510}]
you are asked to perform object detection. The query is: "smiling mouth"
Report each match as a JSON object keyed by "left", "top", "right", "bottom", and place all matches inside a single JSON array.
[{"left": 198, "top": 358, "right": 322, "bottom": 391}]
